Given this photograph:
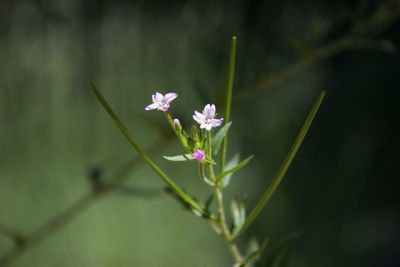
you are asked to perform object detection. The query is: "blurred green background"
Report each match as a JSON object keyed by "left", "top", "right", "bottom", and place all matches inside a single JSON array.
[{"left": 1, "top": 0, "right": 399, "bottom": 266}]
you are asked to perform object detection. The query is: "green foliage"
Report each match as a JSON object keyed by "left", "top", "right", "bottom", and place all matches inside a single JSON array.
[
  {"left": 211, "top": 122, "right": 232, "bottom": 157},
  {"left": 216, "top": 155, "right": 254, "bottom": 187}
]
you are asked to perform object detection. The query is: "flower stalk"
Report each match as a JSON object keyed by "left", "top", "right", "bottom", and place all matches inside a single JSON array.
[{"left": 91, "top": 36, "right": 324, "bottom": 267}]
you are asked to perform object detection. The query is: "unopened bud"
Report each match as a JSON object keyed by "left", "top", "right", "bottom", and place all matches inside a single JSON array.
[{"left": 173, "top": 119, "right": 182, "bottom": 131}]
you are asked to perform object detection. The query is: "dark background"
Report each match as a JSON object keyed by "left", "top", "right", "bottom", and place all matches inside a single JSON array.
[{"left": 0, "top": 0, "right": 399, "bottom": 266}]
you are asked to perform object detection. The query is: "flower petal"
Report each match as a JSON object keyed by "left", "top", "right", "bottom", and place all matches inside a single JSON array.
[
  {"left": 211, "top": 118, "right": 223, "bottom": 127},
  {"left": 154, "top": 92, "right": 164, "bottom": 102},
  {"left": 163, "top": 92, "right": 178, "bottom": 103},
  {"left": 159, "top": 104, "right": 170, "bottom": 111},
  {"left": 145, "top": 103, "right": 159, "bottom": 110},
  {"left": 204, "top": 104, "right": 215, "bottom": 119},
  {"left": 205, "top": 123, "right": 213, "bottom": 131},
  {"left": 193, "top": 111, "right": 205, "bottom": 123}
]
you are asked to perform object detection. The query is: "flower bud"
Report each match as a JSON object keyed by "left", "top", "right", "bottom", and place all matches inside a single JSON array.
[
  {"left": 173, "top": 119, "right": 182, "bottom": 131},
  {"left": 192, "top": 149, "right": 205, "bottom": 163}
]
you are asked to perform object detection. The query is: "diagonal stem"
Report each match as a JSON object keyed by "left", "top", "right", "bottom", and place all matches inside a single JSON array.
[{"left": 232, "top": 91, "right": 325, "bottom": 240}]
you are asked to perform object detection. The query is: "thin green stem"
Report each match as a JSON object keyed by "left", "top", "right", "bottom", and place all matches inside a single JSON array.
[
  {"left": 220, "top": 36, "right": 237, "bottom": 173},
  {"left": 91, "top": 83, "right": 215, "bottom": 221},
  {"left": 206, "top": 128, "right": 243, "bottom": 264},
  {"left": 199, "top": 163, "right": 214, "bottom": 186},
  {"left": 206, "top": 130, "right": 216, "bottom": 181},
  {"left": 232, "top": 91, "right": 325, "bottom": 240},
  {"left": 164, "top": 112, "right": 189, "bottom": 151}
]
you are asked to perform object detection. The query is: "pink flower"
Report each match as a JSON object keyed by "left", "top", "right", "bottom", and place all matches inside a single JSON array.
[
  {"left": 193, "top": 104, "right": 223, "bottom": 131},
  {"left": 192, "top": 149, "right": 205, "bottom": 163},
  {"left": 145, "top": 92, "right": 178, "bottom": 111}
]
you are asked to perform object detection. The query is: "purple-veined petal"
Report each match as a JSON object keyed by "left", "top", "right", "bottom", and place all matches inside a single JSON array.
[
  {"left": 145, "top": 103, "right": 159, "bottom": 110},
  {"left": 211, "top": 118, "right": 223, "bottom": 127},
  {"left": 159, "top": 103, "right": 170, "bottom": 111},
  {"left": 204, "top": 104, "right": 215, "bottom": 119},
  {"left": 193, "top": 111, "right": 205, "bottom": 123},
  {"left": 163, "top": 93, "right": 178, "bottom": 103},
  {"left": 205, "top": 123, "right": 213, "bottom": 131}
]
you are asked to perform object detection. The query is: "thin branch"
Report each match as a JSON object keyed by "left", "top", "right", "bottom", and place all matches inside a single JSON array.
[
  {"left": 233, "top": 3, "right": 400, "bottom": 104},
  {"left": 0, "top": 138, "right": 170, "bottom": 266},
  {"left": 0, "top": 223, "right": 25, "bottom": 248}
]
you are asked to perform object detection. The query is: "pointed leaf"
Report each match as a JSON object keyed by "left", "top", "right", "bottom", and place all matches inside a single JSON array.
[
  {"left": 211, "top": 122, "right": 232, "bottom": 157},
  {"left": 205, "top": 155, "right": 217, "bottom": 165},
  {"left": 216, "top": 155, "right": 254, "bottom": 187},
  {"left": 231, "top": 91, "right": 325, "bottom": 240},
  {"left": 163, "top": 154, "right": 193, "bottom": 162},
  {"left": 231, "top": 196, "right": 247, "bottom": 236},
  {"left": 219, "top": 154, "right": 239, "bottom": 187}
]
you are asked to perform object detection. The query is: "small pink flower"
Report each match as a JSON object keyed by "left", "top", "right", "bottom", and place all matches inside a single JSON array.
[
  {"left": 192, "top": 149, "right": 205, "bottom": 163},
  {"left": 145, "top": 92, "right": 178, "bottom": 111},
  {"left": 193, "top": 104, "right": 223, "bottom": 131}
]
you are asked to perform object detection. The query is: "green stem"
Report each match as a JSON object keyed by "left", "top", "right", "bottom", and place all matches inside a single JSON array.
[
  {"left": 220, "top": 36, "right": 237, "bottom": 173},
  {"left": 207, "top": 128, "right": 243, "bottom": 263},
  {"left": 164, "top": 112, "right": 189, "bottom": 151},
  {"left": 199, "top": 163, "right": 214, "bottom": 186},
  {"left": 232, "top": 91, "right": 325, "bottom": 240},
  {"left": 206, "top": 131, "right": 216, "bottom": 181},
  {"left": 91, "top": 83, "right": 215, "bottom": 221}
]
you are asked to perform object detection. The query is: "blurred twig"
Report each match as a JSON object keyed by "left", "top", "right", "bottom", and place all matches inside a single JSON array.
[
  {"left": 0, "top": 224, "right": 25, "bottom": 249},
  {"left": 233, "top": 3, "right": 400, "bottom": 104},
  {"left": 0, "top": 136, "right": 171, "bottom": 266}
]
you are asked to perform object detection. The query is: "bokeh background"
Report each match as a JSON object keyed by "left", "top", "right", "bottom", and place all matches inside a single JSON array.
[{"left": 1, "top": 0, "right": 399, "bottom": 266}]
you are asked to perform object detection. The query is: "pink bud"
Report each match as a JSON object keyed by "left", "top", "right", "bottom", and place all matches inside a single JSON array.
[{"left": 192, "top": 149, "right": 205, "bottom": 163}]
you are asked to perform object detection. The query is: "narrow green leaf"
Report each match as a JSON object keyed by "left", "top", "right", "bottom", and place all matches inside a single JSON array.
[
  {"left": 232, "top": 91, "right": 325, "bottom": 240},
  {"left": 219, "top": 154, "right": 239, "bottom": 188},
  {"left": 231, "top": 196, "right": 247, "bottom": 236},
  {"left": 230, "top": 199, "right": 240, "bottom": 231},
  {"left": 216, "top": 155, "right": 254, "bottom": 186},
  {"left": 211, "top": 122, "right": 232, "bottom": 157},
  {"left": 205, "top": 155, "right": 217, "bottom": 165},
  {"left": 163, "top": 154, "right": 193, "bottom": 162}
]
